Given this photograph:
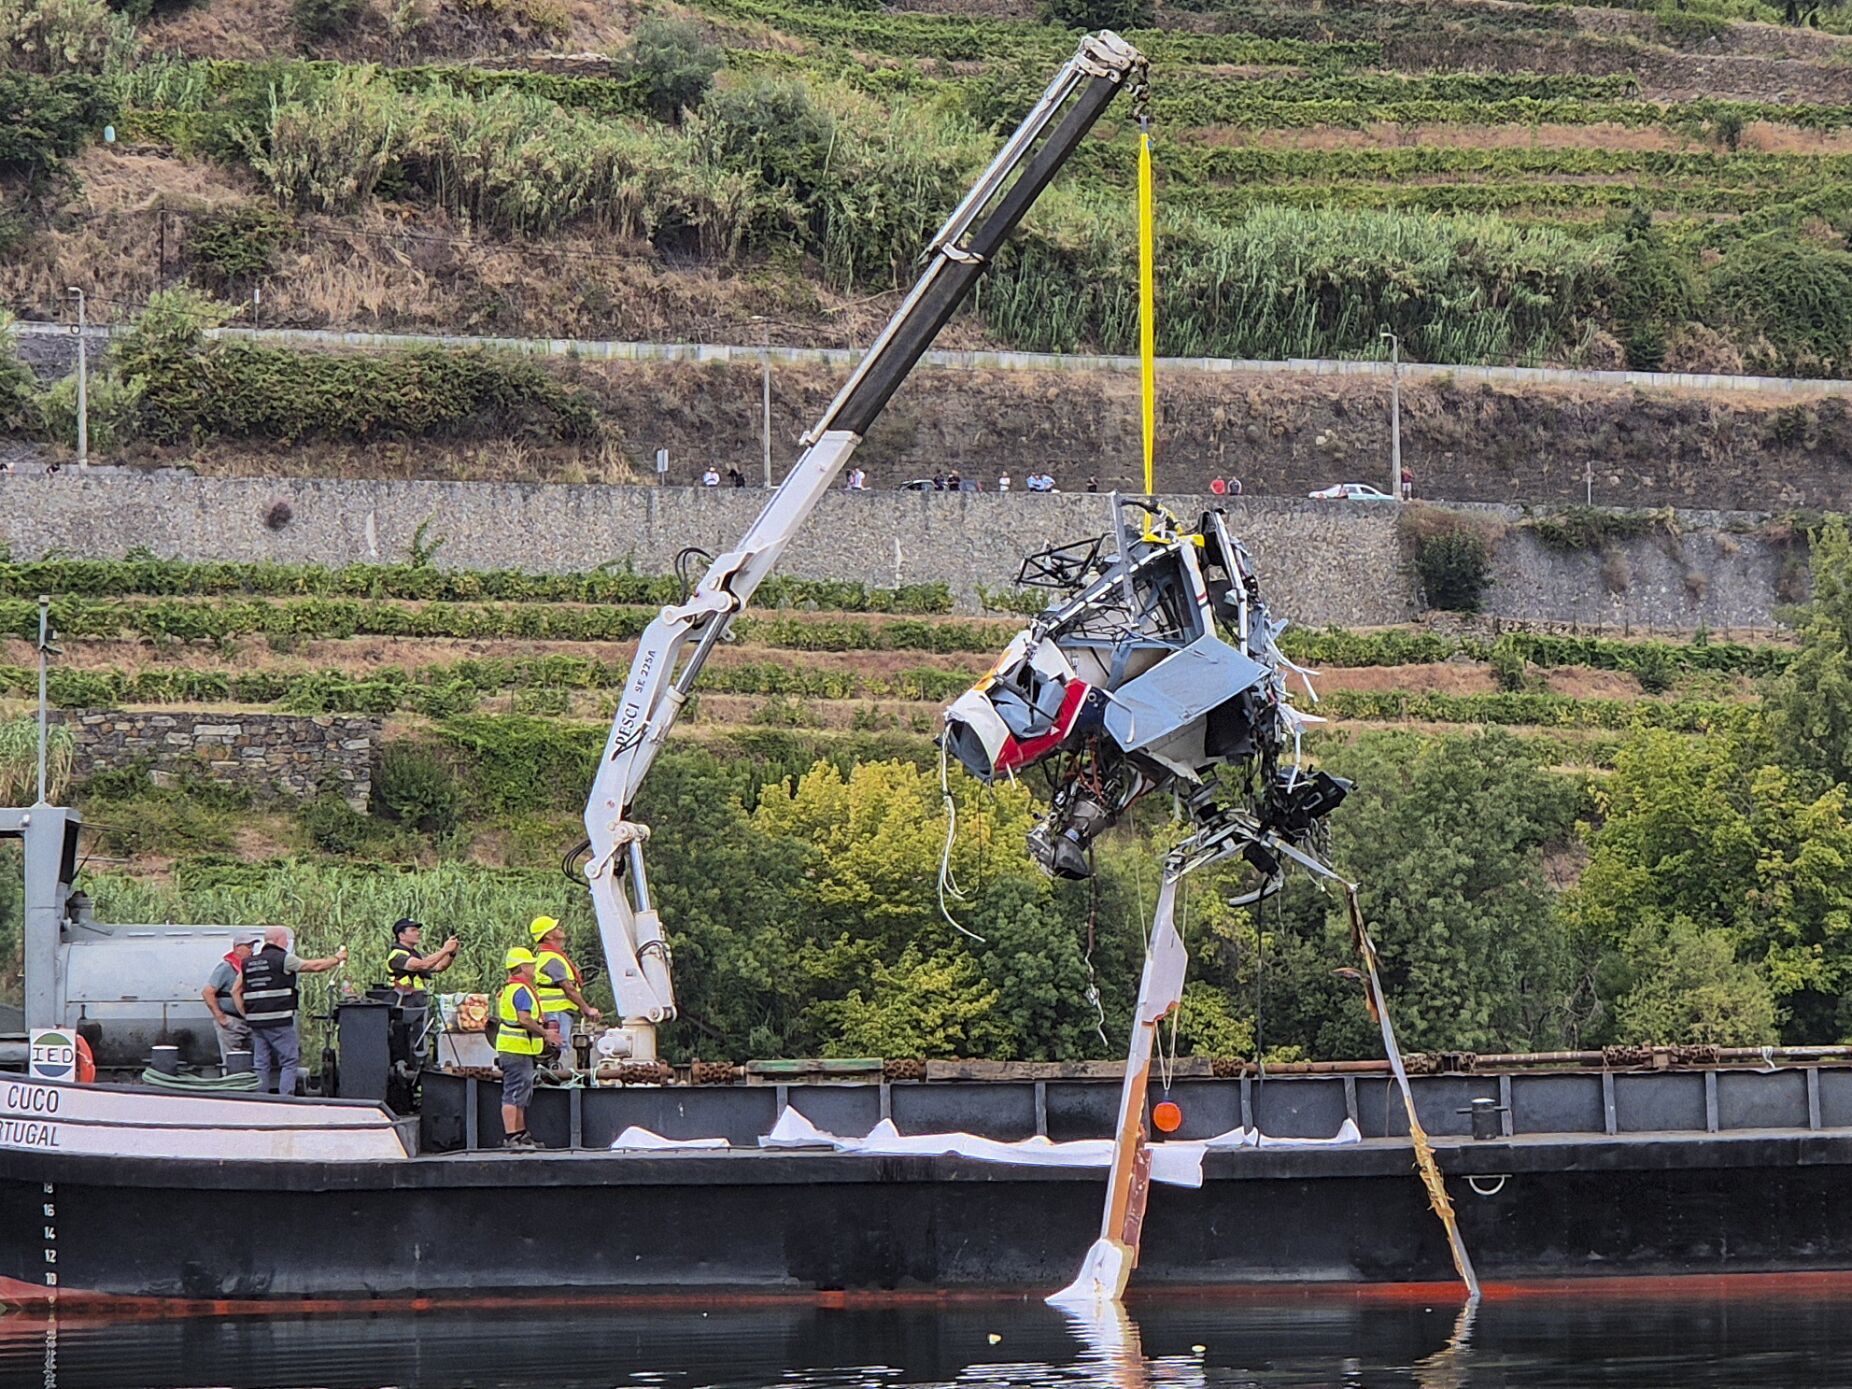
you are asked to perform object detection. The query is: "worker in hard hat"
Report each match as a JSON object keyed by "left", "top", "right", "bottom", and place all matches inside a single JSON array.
[
  {"left": 495, "top": 947, "right": 551, "bottom": 1151},
  {"left": 529, "top": 915, "right": 601, "bottom": 1052}
]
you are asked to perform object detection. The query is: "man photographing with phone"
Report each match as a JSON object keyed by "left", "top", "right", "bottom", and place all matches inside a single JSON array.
[{"left": 386, "top": 917, "right": 460, "bottom": 996}]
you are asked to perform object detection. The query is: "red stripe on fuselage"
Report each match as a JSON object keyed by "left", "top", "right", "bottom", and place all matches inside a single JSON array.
[{"left": 994, "top": 680, "right": 1090, "bottom": 776}]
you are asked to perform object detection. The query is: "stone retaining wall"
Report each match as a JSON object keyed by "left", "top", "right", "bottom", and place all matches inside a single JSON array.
[
  {"left": 60, "top": 711, "right": 376, "bottom": 808},
  {"left": 0, "top": 473, "right": 1802, "bottom": 630}
]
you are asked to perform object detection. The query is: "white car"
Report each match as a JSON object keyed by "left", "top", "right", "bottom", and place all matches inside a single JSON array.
[{"left": 1308, "top": 482, "right": 1398, "bottom": 502}]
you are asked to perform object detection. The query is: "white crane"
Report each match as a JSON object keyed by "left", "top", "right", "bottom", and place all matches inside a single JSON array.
[{"left": 578, "top": 32, "right": 1150, "bottom": 1062}]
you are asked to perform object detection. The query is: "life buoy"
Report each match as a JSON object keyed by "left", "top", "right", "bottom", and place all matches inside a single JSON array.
[{"left": 75, "top": 1033, "right": 96, "bottom": 1084}]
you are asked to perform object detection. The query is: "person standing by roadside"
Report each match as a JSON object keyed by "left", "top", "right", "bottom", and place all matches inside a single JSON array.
[
  {"left": 201, "top": 933, "right": 261, "bottom": 1068},
  {"left": 495, "top": 947, "right": 551, "bottom": 1150},
  {"left": 1400, "top": 465, "right": 1414, "bottom": 501},
  {"left": 236, "top": 927, "right": 347, "bottom": 1097}
]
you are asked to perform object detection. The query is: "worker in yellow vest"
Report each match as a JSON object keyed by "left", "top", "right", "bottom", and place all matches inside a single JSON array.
[
  {"left": 495, "top": 947, "right": 550, "bottom": 1151},
  {"left": 529, "top": 915, "right": 601, "bottom": 1050}
]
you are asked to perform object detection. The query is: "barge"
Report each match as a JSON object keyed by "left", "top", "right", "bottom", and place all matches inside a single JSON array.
[{"left": 5, "top": 1060, "right": 1852, "bottom": 1305}]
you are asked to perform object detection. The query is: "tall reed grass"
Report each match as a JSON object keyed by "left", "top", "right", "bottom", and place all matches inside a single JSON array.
[{"left": 0, "top": 716, "right": 72, "bottom": 805}]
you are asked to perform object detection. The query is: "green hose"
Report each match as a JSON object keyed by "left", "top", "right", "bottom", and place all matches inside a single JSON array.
[{"left": 138, "top": 1067, "right": 261, "bottom": 1092}]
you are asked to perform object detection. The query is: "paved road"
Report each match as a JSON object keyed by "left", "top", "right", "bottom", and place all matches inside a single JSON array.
[{"left": 12, "top": 322, "right": 1852, "bottom": 398}]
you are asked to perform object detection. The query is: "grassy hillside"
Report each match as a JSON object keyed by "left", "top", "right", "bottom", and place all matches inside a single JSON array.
[{"left": 9, "top": 0, "right": 1852, "bottom": 379}]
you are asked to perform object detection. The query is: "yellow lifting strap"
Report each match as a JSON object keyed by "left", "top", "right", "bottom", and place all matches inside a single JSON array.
[{"left": 1137, "top": 115, "right": 1157, "bottom": 511}]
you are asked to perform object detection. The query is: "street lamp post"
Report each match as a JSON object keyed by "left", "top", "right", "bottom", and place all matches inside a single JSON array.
[
  {"left": 1381, "top": 329, "right": 1401, "bottom": 501},
  {"left": 68, "top": 288, "right": 88, "bottom": 469},
  {"left": 752, "top": 316, "right": 772, "bottom": 487}
]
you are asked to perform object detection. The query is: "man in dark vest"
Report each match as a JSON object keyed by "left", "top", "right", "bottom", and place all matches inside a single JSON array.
[
  {"left": 234, "top": 927, "right": 348, "bottom": 1096},
  {"left": 385, "top": 917, "right": 459, "bottom": 996}
]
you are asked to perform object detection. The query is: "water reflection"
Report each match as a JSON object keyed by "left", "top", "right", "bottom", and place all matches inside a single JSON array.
[{"left": 3, "top": 1289, "right": 1851, "bottom": 1389}]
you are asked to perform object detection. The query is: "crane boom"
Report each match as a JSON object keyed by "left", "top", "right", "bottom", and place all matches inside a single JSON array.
[{"left": 581, "top": 31, "right": 1149, "bottom": 1059}]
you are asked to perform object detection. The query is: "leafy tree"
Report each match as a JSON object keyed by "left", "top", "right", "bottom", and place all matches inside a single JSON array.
[
  {"left": 1609, "top": 207, "right": 1694, "bottom": 372},
  {"left": 617, "top": 16, "right": 723, "bottom": 124},
  {"left": 1766, "top": 514, "right": 1852, "bottom": 786},
  {"left": 1562, "top": 730, "right": 1852, "bottom": 1043},
  {"left": 628, "top": 748, "right": 813, "bottom": 1060},
  {"left": 812, "top": 946, "right": 1001, "bottom": 1058},
  {"left": 1607, "top": 916, "right": 1778, "bottom": 1046},
  {"left": 752, "top": 760, "right": 1122, "bottom": 1059},
  {"left": 1324, "top": 731, "right": 1583, "bottom": 1052}
]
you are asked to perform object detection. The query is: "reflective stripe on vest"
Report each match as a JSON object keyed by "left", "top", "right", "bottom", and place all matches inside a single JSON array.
[
  {"left": 242, "top": 946, "right": 298, "bottom": 1029},
  {"left": 387, "top": 946, "right": 431, "bottom": 992},
  {"left": 534, "top": 947, "right": 582, "bottom": 1016},
  {"left": 495, "top": 980, "right": 544, "bottom": 1056}
]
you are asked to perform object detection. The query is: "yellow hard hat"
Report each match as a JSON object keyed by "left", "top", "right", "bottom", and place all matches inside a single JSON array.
[
  {"left": 528, "top": 915, "right": 561, "bottom": 942},
  {"left": 504, "top": 947, "right": 538, "bottom": 971}
]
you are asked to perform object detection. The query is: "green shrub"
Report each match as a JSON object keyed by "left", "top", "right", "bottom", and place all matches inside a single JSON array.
[
  {"left": 0, "top": 0, "right": 135, "bottom": 75},
  {"left": 1416, "top": 531, "right": 1494, "bottom": 613},
  {"left": 1036, "top": 0, "right": 1155, "bottom": 28},
  {"left": 0, "top": 555, "right": 952, "bottom": 614},
  {"left": 302, "top": 794, "right": 379, "bottom": 855},
  {"left": 617, "top": 16, "right": 722, "bottom": 123},
  {"left": 290, "top": 0, "right": 364, "bottom": 42},
  {"left": 1623, "top": 323, "right": 1668, "bottom": 372},
  {"left": 115, "top": 292, "right": 601, "bottom": 444},
  {"left": 0, "top": 71, "right": 114, "bottom": 181},
  {"left": 186, "top": 204, "right": 292, "bottom": 288},
  {"left": 1707, "top": 232, "right": 1852, "bottom": 377},
  {"left": 1525, "top": 507, "right": 1659, "bottom": 551},
  {"left": 0, "top": 315, "right": 34, "bottom": 435},
  {"left": 1631, "top": 643, "right": 1678, "bottom": 695},
  {"left": 35, "top": 371, "right": 140, "bottom": 452},
  {"left": 1488, "top": 637, "right": 1530, "bottom": 693},
  {"left": 372, "top": 742, "right": 460, "bottom": 834}
]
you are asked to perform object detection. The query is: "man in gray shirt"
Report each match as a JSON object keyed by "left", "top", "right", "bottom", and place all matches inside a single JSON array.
[{"left": 202, "top": 933, "right": 262, "bottom": 1068}]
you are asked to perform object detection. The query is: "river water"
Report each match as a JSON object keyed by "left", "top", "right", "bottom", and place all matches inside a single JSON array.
[{"left": 6, "top": 1293, "right": 1852, "bottom": 1389}]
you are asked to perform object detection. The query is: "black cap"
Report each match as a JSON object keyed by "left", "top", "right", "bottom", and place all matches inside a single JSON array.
[{"left": 393, "top": 917, "right": 421, "bottom": 938}]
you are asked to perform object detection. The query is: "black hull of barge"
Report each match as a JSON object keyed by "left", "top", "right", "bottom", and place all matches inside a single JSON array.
[{"left": 6, "top": 1132, "right": 1852, "bottom": 1304}]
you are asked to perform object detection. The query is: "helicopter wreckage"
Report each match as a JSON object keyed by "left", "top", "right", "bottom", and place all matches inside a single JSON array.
[{"left": 943, "top": 497, "right": 1476, "bottom": 1307}]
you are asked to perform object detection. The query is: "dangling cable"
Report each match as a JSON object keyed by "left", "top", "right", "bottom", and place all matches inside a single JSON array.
[
  {"left": 1084, "top": 850, "right": 1109, "bottom": 1051},
  {"left": 1252, "top": 892, "right": 1271, "bottom": 1087},
  {"left": 936, "top": 738, "right": 986, "bottom": 944}
]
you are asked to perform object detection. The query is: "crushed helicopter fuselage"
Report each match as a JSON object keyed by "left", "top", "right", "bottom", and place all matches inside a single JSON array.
[{"left": 942, "top": 498, "right": 1350, "bottom": 890}]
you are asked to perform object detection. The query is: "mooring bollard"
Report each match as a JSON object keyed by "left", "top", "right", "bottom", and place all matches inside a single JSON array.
[{"left": 1459, "top": 1096, "right": 1508, "bottom": 1141}]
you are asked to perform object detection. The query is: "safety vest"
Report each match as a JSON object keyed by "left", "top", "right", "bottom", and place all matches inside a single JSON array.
[
  {"left": 242, "top": 946, "right": 298, "bottom": 1030},
  {"left": 386, "top": 946, "right": 431, "bottom": 992},
  {"left": 495, "top": 979, "right": 545, "bottom": 1057},
  {"left": 534, "top": 947, "right": 583, "bottom": 1017}
]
